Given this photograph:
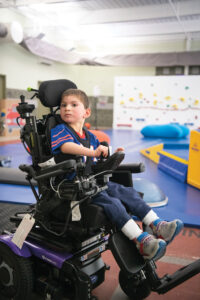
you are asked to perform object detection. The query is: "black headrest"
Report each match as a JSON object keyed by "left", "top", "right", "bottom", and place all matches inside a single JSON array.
[{"left": 38, "top": 79, "right": 77, "bottom": 107}]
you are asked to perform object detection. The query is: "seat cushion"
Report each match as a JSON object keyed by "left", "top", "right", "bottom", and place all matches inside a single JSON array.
[{"left": 81, "top": 204, "right": 109, "bottom": 228}]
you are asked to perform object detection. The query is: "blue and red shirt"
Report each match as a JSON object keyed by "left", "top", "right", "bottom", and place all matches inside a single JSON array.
[{"left": 51, "top": 123, "right": 100, "bottom": 163}]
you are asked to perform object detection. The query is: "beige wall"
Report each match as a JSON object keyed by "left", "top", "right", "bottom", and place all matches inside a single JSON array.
[
  {"left": 0, "top": 42, "right": 155, "bottom": 96},
  {"left": 0, "top": 42, "right": 154, "bottom": 120}
]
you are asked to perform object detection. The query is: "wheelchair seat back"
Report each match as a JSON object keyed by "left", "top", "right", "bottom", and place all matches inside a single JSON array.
[{"left": 20, "top": 79, "right": 77, "bottom": 166}]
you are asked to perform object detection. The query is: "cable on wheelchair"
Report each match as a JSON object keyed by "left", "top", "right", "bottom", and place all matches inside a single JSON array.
[
  {"left": 16, "top": 116, "right": 22, "bottom": 128},
  {"left": 38, "top": 156, "right": 121, "bottom": 235},
  {"left": 38, "top": 185, "right": 99, "bottom": 237},
  {"left": 37, "top": 160, "right": 112, "bottom": 235},
  {"left": 16, "top": 116, "right": 31, "bottom": 155},
  {"left": 89, "top": 170, "right": 112, "bottom": 180},
  {"left": 36, "top": 168, "right": 103, "bottom": 236}
]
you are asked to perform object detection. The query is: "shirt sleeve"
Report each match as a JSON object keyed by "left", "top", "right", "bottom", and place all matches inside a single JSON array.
[{"left": 51, "top": 124, "right": 74, "bottom": 153}]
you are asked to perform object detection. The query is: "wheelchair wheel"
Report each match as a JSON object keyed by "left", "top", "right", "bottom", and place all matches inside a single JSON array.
[
  {"left": 0, "top": 242, "right": 33, "bottom": 300},
  {"left": 119, "top": 270, "right": 151, "bottom": 300}
]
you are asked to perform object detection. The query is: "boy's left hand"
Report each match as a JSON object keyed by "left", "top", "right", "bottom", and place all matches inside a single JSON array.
[{"left": 115, "top": 147, "right": 125, "bottom": 152}]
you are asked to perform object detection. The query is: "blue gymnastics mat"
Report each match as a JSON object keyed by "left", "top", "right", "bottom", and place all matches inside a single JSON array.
[
  {"left": 0, "top": 143, "right": 36, "bottom": 204},
  {"left": 0, "top": 183, "right": 36, "bottom": 205},
  {"left": 0, "top": 143, "right": 31, "bottom": 168}
]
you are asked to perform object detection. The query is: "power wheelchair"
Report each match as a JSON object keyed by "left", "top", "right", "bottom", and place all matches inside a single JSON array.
[{"left": 0, "top": 79, "right": 199, "bottom": 300}]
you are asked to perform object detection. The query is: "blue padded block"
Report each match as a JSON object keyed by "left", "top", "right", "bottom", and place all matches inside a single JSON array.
[
  {"left": 141, "top": 124, "right": 189, "bottom": 138},
  {"left": 141, "top": 124, "right": 182, "bottom": 138},
  {"left": 177, "top": 124, "right": 190, "bottom": 137},
  {"left": 158, "top": 153, "right": 188, "bottom": 182}
]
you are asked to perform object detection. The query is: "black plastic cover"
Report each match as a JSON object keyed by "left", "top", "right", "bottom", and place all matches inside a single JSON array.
[
  {"left": 38, "top": 79, "right": 77, "bottom": 107},
  {"left": 109, "top": 231, "right": 145, "bottom": 275}
]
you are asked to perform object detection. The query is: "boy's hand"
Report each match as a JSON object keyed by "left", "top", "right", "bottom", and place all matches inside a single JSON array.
[
  {"left": 115, "top": 147, "right": 125, "bottom": 152},
  {"left": 94, "top": 145, "right": 109, "bottom": 157}
]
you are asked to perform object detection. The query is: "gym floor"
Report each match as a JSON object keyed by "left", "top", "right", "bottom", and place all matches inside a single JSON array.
[
  {"left": 93, "top": 129, "right": 200, "bottom": 300},
  {"left": 0, "top": 129, "right": 200, "bottom": 299}
]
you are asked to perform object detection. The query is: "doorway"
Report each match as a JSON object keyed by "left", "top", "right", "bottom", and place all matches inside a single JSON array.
[{"left": 0, "top": 75, "right": 6, "bottom": 99}]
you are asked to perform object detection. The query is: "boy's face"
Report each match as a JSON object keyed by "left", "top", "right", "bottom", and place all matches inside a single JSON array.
[{"left": 60, "top": 95, "right": 91, "bottom": 125}]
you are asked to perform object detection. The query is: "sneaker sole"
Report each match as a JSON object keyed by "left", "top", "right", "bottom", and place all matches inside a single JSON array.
[
  {"left": 152, "top": 241, "right": 166, "bottom": 261},
  {"left": 167, "top": 220, "right": 184, "bottom": 245},
  {"left": 144, "top": 241, "right": 166, "bottom": 261}
]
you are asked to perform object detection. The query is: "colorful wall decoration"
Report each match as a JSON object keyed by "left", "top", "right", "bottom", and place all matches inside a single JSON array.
[{"left": 113, "top": 76, "right": 200, "bottom": 130}]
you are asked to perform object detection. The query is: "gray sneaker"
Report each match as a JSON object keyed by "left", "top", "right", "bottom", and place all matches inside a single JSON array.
[
  {"left": 150, "top": 218, "right": 184, "bottom": 244},
  {"left": 134, "top": 232, "right": 166, "bottom": 261}
]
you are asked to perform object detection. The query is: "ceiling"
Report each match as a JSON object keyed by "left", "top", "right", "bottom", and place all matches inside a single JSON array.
[{"left": 1, "top": 0, "right": 200, "bottom": 61}]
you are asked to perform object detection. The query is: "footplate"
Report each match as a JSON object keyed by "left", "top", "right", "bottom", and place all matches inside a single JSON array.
[
  {"left": 109, "top": 231, "right": 145, "bottom": 275},
  {"left": 156, "top": 258, "right": 200, "bottom": 294}
]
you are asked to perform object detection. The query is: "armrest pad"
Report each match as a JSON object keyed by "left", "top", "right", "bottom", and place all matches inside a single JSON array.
[
  {"left": 19, "top": 159, "right": 77, "bottom": 181},
  {"left": 35, "top": 159, "right": 77, "bottom": 180},
  {"left": 116, "top": 163, "right": 145, "bottom": 173},
  {"left": 39, "top": 159, "right": 76, "bottom": 175}
]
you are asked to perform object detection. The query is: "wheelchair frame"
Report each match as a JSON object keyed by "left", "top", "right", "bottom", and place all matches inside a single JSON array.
[{"left": 0, "top": 79, "right": 199, "bottom": 300}]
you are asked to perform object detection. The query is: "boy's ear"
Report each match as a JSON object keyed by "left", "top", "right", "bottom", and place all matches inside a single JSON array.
[{"left": 84, "top": 108, "right": 91, "bottom": 118}]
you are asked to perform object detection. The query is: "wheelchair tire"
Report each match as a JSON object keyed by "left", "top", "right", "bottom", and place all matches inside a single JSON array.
[
  {"left": 119, "top": 270, "right": 151, "bottom": 300},
  {"left": 0, "top": 242, "right": 33, "bottom": 300}
]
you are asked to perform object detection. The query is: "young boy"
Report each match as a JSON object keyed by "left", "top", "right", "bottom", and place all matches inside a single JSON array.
[{"left": 51, "top": 88, "right": 183, "bottom": 261}]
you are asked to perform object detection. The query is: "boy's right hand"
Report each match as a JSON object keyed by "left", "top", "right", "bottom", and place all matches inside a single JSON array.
[{"left": 94, "top": 145, "right": 108, "bottom": 157}]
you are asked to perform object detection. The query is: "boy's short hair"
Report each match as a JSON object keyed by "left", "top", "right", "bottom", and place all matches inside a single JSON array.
[{"left": 61, "top": 89, "right": 90, "bottom": 109}]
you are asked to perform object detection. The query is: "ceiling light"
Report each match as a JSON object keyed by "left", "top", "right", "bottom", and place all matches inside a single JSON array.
[{"left": 10, "top": 21, "right": 23, "bottom": 43}]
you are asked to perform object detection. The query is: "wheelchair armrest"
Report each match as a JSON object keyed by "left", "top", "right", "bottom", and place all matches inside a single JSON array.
[
  {"left": 35, "top": 159, "right": 78, "bottom": 180},
  {"left": 116, "top": 162, "right": 145, "bottom": 173},
  {"left": 19, "top": 159, "right": 79, "bottom": 181}
]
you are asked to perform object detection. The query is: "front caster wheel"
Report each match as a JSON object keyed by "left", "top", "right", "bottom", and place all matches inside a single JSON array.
[
  {"left": 119, "top": 270, "right": 151, "bottom": 300},
  {"left": 0, "top": 242, "right": 33, "bottom": 300}
]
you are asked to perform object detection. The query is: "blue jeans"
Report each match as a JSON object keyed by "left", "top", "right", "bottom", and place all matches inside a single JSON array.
[{"left": 92, "top": 181, "right": 151, "bottom": 229}]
